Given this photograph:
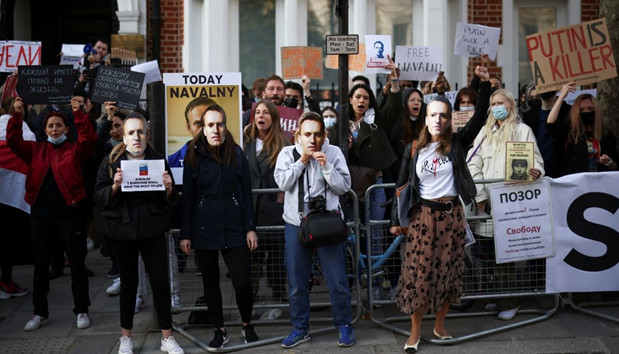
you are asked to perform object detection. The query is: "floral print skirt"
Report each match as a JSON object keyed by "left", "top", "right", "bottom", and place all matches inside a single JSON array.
[{"left": 396, "top": 199, "right": 466, "bottom": 315}]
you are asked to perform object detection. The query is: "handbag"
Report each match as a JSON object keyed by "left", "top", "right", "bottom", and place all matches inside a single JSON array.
[{"left": 294, "top": 151, "right": 348, "bottom": 248}]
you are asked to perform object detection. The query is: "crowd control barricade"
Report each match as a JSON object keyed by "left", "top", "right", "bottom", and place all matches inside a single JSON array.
[
  {"left": 365, "top": 180, "right": 560, "bottom": 345},
  {"left": 168, "top": 188, "right": 362, "bottom": 352}
]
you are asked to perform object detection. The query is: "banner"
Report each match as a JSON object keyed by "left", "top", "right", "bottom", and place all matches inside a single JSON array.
[
  {"left": 546, "top": 172, "right": 619, "bottom": 292},
  {"left": 281, "top": 46, "right": 323, "bottom": 80},
  {"left": 365, "top": 35, "right": 391, "bottom": 74},
  {"left": 454, "top": 23, "right": 501, "bottom": 60},
  {"left": 395, "top": 46, "right": 442, "bottom": 81},
  {"left": 526, "top": 18, "right": 617, "bottom": 93},
  {"left": 325, "top": 43, "right": 366, "bottom": 71},
  {"left": 0, "top": 41, "right": 42, "bottom": 72},
  {"left": 0, "top": 114, "right": 35, "bottom": 213},
  {"left": 60, "top": 44, "right": 85, "bottom": 69},
  {"left": 91, "top": 66, "right": 145, "bottom": 110},
  {"left": 489, "top": 179, "right": 554, "bottom": 263},
  {"left": 17, "top": 65, "right": 74, "bottom": 105},
  {"left": 163, "top": 72, "right": 242, "bottom": 168}
]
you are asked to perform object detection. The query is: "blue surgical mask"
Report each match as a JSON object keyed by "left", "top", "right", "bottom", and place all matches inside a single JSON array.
[
  {"left": 492, "top": 105, "right": 508, "bottom": 120},
  {"left": 460, "top": 106, "right": 474, "bottom": 112},
  {"left": 47, "top": 134, "right": 67, "bottom": 145},
  {"left": 324, "top": 117, "right": 336, "bottom": 129}
]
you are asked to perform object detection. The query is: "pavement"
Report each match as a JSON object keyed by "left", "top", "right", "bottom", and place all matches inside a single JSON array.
[{"left": 1, "top": 248, "right": 619, "bottom": 354}]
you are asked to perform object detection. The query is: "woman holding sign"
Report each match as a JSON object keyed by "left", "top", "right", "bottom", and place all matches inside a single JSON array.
[
  {"left": 93, "top": 112, "right": 184, "bottom": 354},
  {"left": 7, "top": 97, "right": 95, "bottom": 333}
]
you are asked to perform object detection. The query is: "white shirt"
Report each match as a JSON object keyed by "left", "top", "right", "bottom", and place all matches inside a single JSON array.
[{"left": 416, "top": 142, "right": 458, "bottom": 199}]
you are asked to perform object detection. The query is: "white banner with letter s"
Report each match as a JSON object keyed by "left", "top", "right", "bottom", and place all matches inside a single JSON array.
[{"left": 546, "top": 172, "right": 619, "bottom": 293}]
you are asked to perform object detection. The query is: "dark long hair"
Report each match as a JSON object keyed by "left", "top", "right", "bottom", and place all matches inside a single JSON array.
[
  {"left": 184, "top": 104, "right": 238, "bottom": 168},
  {"left": 401, "top": 88, "right": 426, "bottom": 144},
  {"left": 346, "top": 84, "right": 378, "bottom": 122}
]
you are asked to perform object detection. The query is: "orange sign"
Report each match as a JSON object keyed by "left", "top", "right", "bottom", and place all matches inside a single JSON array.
[
  {"left": 326, "top": 43, "right": 366, "bottom": 71},
  {"left": 281, "top": 46, "right": 323, "bottom": 80}
]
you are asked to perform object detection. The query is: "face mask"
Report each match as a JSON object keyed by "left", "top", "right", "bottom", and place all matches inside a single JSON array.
[
  {"left": 580, "top": 111, "right": 595, "bottom": 125},
  {"left": 324, "top": 117, "right": 336, "bottom": 129},
  {"left": 460, "top": 106, "right": 474, "bottom": 112},
  {"left": 47, "top": 134, "right": 67, "bottom": 145},
  {"left": 540, "top": 91, "right": 556, "bottom": 100},
  {"left": 109, "top": 138, "right": 122, "bottom": 147},
  {"left": 125, "top": 147, "right": 145, "bottom": 158},
  {"left": 492, "top": 105, "right": 509, "bottom": 120}
]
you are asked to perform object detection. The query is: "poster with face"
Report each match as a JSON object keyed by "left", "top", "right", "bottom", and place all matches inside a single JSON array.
[{"left": 365, "top": 35, "right": 391, "bottom": 74}]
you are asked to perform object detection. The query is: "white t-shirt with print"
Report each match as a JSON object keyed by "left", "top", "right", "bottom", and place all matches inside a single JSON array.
[{"left": 415, "top": 142, "right": 458, "bottom": 199}]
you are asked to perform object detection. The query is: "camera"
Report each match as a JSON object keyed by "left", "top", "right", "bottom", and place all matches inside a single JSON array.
[{"left": 308, "top": 195, "right": 326, "bottom": 212}]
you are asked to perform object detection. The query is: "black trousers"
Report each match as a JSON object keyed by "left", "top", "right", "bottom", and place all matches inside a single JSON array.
[
  {"left": 196, "top": 245, "right": 253, "bottom": 328},
  {"left": 108, "top": 236, "right": 172, "bottom": 330},
  {"left": 30, "top": 215, "right": 90, "bottom": 317}
]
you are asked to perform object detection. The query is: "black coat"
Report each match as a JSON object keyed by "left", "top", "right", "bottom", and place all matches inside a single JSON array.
[
  {"left": 180, "top": 143, "right": 255, "bottom": 250},
  {"left": 93, "top": 147, "right": 178, "bottom": 241}
]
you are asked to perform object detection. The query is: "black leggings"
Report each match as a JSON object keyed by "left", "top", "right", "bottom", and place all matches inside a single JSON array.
[
  {"left": 196, "top": 246, "right": 253, "bottom": 328},
  {"left": 109, "top": 236, "right": 171, "bottom": 330}
]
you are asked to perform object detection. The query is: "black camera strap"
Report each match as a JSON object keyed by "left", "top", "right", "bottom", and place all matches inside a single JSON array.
[{"left": 293, "top": 149, "right": 327, "bottom": 220}]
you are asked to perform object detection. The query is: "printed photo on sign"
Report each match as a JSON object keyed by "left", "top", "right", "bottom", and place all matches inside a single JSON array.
[
  {"left": 526, "top": 18, "right": 617, "bottom": 93},
  {"left": 120, "top": 159, "right": 165, "bottom": 192},
  {"left": 546, "top": 172, "right": 619, "bottom": 293},
  {"left": 18, "top": 65, "right": 74, "bottom": 105},
  {"left": 489, "top": 179, "right": 554, "bottom": 264},
  {"left": 505, "top": 141, "right": 534, "bottom": 182},
  {"left": 395, "top": 46, "right": 442, "bottom": 81},
  {"left": 163, "top": 72, "right": 242, "bottom": 177},
  {"left": 365, "top": 35, "right": 391, "bottom": 74},
  {"left": 454, "top": 22, "right": 501, "bottom": 60}
]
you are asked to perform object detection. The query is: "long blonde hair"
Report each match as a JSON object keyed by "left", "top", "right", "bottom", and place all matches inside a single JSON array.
[
  {"left": 567, "top": 94, "right": 604, "bottom": 144},
  {"left": 244, "top": 100, "right": 289, "bottom": 167},
  {"left": 480, "top": 89, "right": 519, "bottom": 153}
]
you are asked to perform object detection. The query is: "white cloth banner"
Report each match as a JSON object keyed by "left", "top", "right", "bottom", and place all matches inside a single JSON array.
[
  {"left": 490, "top": 179, "right": 554, "bottom": 263},
  {"left": 120, "top": 159, "right": 165, "bottom": 192},
  {"left": 546, "top": 172, "right": 619, "bottom": 292}
]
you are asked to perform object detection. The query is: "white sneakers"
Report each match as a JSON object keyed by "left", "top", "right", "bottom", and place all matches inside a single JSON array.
[
  {"left": 161, "top": 335, "right": 184, "bottom": 354},
  {"left": 106, "top": 278, "right": 121, "bottom": 296},
  {"left": 118, "top": 336, "right": 133, "bottom": 354},
  {"left": 76, "top": 313, "right": 91, "bottom": 329},
  {"left": 24, "top": 315, "right": 47, "bottom": 331},
  {"left": 24, "top": 313, "right": 89, "bottom": 331}
]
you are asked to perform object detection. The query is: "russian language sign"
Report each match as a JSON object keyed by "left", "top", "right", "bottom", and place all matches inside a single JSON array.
[
  {"left": 489, "top": 179, "right": 554, "bottom": 264},
  {"left": 91, "top": 66, "right": 145, "bottom": 110},
  {"left": 281, "top": 46, "right": 323, "bottom": 80},
  {"left": 0, "top": 41, "right": 41, "bottom": 72},
  {"left": 18, "top": 65, "right": 74, "bottom": 104},
  {"left": 526, "top": 18, "right": 617, "bottom": 93}
]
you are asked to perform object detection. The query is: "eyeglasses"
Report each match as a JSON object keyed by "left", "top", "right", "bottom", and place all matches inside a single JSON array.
[
  {"left": 407, "top": 98, "right": 423, "bottom": 103},
  {"left": 323, "top": 115, "right": 337, "bottom": 119}
]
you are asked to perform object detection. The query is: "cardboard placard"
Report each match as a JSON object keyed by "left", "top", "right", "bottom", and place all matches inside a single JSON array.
[
  {"left": 395, "top": 46, "right": 443, "bottom": 81},
  {"left": 91, "top": 66, "right": 145, "bottom": 110},
  {"left": 325, "top": 43, "right": 366, "bottom": 71},
  {"left": 0, "top": 41, "right": 42, "bottom": 72},
  {"left": 451, "top": 110, "right": 474, "bottom": 131},
  {"left": 526, "top": 18, "right": 617, "bottom": 93},
  {"left": 17, "top": 65, "right": 74, "bottom": 104},
  {"left": 365, "top": 35, "right": 391, "bottom": 74},
  {"left": 454, "top": 22, "right": 501, "bottom": 60},
  {"left": 281, "top": 46, "right": 324, "bottom": 79}
]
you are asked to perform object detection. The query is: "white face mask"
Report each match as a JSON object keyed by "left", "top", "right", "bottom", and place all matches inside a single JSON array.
[
  {"left": 324, "top": 117, "right": 336, "bottom": 129},
  {"left": 460, "top": 106, "right": 474, "bottom": 112},
  {"left": 47, "top": 134, "right": 67, "bottom": 145}
]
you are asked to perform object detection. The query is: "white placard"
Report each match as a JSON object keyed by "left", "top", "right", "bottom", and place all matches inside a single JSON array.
[
  {"left": 120, "top": 159, "right": 165, "bottom": 192},
  {"left": 546, "top": 172, "right": 619, "bottom": 293},
  {"left": 0, "top": 41, "right": 42, "bottom": 72},
  {"left": 60, "top": 44, "right": 84, "bottom": 69},
  {"left": 489, "top": 179, "right": 554, "bottom": 264},
  {"left": 131, "top": 60, "right": 163, "bottom": 84},
  {"left": 454, "top": 22, "right": 501, "bottom": 60},
  {"left": 563, "top": 89, "right": 597, "bottom": 106},
  {"left": 423, "top": 90, "right": 458, "bottom": 107},
  {"left": 364, "top": 35, "right": 391, "bottom": 74},
  {"left": 395, "top": 46, "right": 443, "bottom": 81}
]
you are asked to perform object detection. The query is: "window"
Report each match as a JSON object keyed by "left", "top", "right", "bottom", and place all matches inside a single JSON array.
[
  {"left": 518, "top": 7, "right": 557, "bottom": 86},
  {"left": 239, "top": 0, "right": 276, "bottom": 88}
]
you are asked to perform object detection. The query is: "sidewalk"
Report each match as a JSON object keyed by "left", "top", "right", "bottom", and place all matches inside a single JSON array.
[{"left": 1, "top": 249, "right": 618, "bottom": 353}]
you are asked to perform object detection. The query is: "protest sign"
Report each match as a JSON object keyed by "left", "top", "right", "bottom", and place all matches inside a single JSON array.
[
  {"left": 365, "top": 35, "right": 391, "bottom": 74},
  {"left": 454, "top": 23, "right": 501, "bottom": 60},
  {"left": 451, "top": 110, "right": 474, "bottom": 131},
  {"left": 395, "top": 46, "right": 442, "bottom": 81},
  {"left": 60, "top": 44, "right": 84, "bottom": 69},
  {"left": 546, "top": 172, "right": 619, "bottom": 292},
  {"left": 131, "top": 60, "right": 162, "bottom": 84},
  {"left": 163, "top": 72, "right": 242, "bottom": 160},
  {"left": 91, "top": 66, "right": 145, "bottom": 110},
  {"left": 281, "top": 46, "right": 323, "bottom": 80},
  {"left": 0, "top": 41, "right": 41, "bottom": 72},
  {"left": 120, "top": 159, "right": 165, "bottom": 192},
  {"left": 17, "top": 65, "right": 74, "bottom": 104},
  {"left": 489, "top": 178, "right": 554, "bottom": 264},
  {"left": 526, "top": 18, "right": 617, "bottom": 93},
  {"left": 505, "top": 142, "right": 535, "bottom": 182},
  {"left": 1, "top": 74, "right": 18, "bottom": 103},
  {"left": 564, "top": 88, "right": 596, "bottom": 105},
  {"left": 325, "top": 43, "right": 366, "bottom": 71},
  {"left": 423, "top": 90, "right": 458, "bottom": 107}
]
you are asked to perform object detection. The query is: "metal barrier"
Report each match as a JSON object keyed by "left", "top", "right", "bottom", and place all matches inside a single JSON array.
[
  {"left": 169, "top": 188, "right": 362, "bottom": 352},
  {"left": 365, "top": 181, "right": 560, "bottom": 344}
]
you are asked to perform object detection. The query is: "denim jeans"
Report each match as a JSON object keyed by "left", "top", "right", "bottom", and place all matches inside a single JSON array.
[{"left": 284, "top": 223, "right": 352, "bottom": 332}]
